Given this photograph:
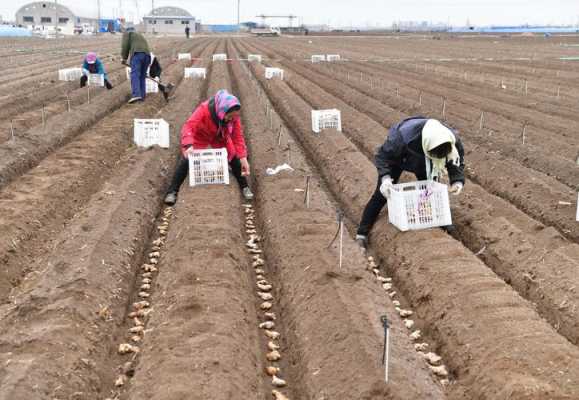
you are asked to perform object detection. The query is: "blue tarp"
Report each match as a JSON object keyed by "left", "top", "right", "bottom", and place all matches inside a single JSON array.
[
  {"left": 0, "top": 26, "right": 32, "bottom": 37},
  {"left": 98, "top": 19, "right": 122, "bottom": 33},
  {"left": 205, "top": 24, "right": 240, "bottom": 32},
  {"left": 451, "top": 26, "right": 579, "bottom": 34}
]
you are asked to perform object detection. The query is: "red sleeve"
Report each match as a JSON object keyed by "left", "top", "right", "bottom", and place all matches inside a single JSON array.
[
  {"left": 231, "top": 117, "right": 247, "bottom": 159},
  {"left": 180, "top": 106, "right": 203, "bottom": 148}
]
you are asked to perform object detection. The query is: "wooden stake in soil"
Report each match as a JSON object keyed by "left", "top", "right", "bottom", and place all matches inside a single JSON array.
[
  {"left": 277, "top": 125, "right": 283, "bottom": 146},
  {"left": 521, "top": 121, "right": 528, "bottom": 145},
  {"left": 381, "top": 315, "right": 390, "bottom": 383},
  {"left": 441, "top": 97, "right": 446, "bottom": 120},
  {"left": 10, "top": 120, "right": 15, "bottom": 141},
  {"left": 65, "top": 94, "right": 71, "bottom": 112},
  {"left": 87, "top": 85, "right": 91, "bottom": 104},
  {"left": 418, "top": 91, "right": 422, "bottom": 106},
  {"left": 556, "top": 86, "right": 560, "bottom": 99},
  {"left": 479, "top": 111, "right": 485, "bottom": 131},
  {"left": 41, "top": 104, "right": 46, "bottom": 128},
  {"left": 304, "top": 175, "right": 311, "bottom": 208},
  {"left": 523, "top": 79, "right": 528, "bottom": 95}
]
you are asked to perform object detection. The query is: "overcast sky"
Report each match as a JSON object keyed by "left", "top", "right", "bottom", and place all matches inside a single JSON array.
[{"left": 1, "top": 0, "right": 578, "bottom": 26}]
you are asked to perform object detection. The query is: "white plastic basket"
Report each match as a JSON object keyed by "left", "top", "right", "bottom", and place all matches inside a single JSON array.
[
  {"left": 311, "top": 109, "right": 342, "bottom": 133},
  {"left": 58, "top": 67, "right": 83, "bottom": 81},
  {"left": 184, "top": 67, "right": 207, "bottom": 79},
  {"left": 265, "top": 67, "right": 284, "bottom": 80},
  {"left": 311, "top": 55, "right": 326, "bottom": 63},
  {"left": 133, "top": 119, "right": 170, "bottom": 148},
  {"left": 88, "top": 73, "right": 104, "bottom": 87},
  {"left": 387, "top": 181, "right": 452, "bottom": 231},
  {"left": 178, "top": 53, "right": 191, "bottom": 60},
  {"left": 188, "top": 148, "right": 230, "bottom": 186},
  {"left": 126, "top": 68, "right": 159, "bottom": 93},
  {"left": 327, "top": 54, "right": 341, "bottom": 62},
  {"left": 248, "top": 54, "right": 262, "bottom": 63},
  {"left": 213, "top": 53, "right": 227, "bottom": 61}
]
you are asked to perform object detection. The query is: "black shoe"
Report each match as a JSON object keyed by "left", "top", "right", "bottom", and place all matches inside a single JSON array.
[
  {"left": 164, "top": 192, "right": 177, "bottom": 206},
  {"left": 105, "top": 80, "right": 113, "bottom": 90}
]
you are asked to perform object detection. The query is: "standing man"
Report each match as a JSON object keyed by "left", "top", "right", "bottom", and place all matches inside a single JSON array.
[
  {"left": 185, "top": 25, "right": 190, "bottom": 38},
  {"left": 121, "top": 28, "right": 151, "bottom": 104}
]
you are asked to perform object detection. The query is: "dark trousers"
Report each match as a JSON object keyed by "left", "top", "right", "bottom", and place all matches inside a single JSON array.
[
  {"left": 80, "top": 75, "right": 112, "bottom": 89},
  {"left": 130, "top": 52, "right": 151, "bottom": 99},
  {"left": 167, "top": 156, "right": 248, "bottom": 194},
  {"left": 357, "top": 168, "right": 425, "bottom": 236}
]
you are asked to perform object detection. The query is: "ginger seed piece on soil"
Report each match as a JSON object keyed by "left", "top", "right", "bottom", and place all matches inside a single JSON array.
[
  {"left": 122, "top": 361, "right": 135, "bottom": 376},
  {"left": 272, "top": 375, "right": 287, "bottom": 387},
  {"left": 430, "top": 365, "right": 449, "bottom": 377},
  {"left": 268, "top": 341, "right": 280, "bottom": 351},
  {"left": 133, "top": 317, "right": 144, "bottom": 326},
  {"left": 392, "top": 300, "right": 401, "bottom": 307},
  {"left": 399, "top": 309, "right": 413, "bottom": 317},
  {"left": 388, "top": 291, "right": 397, "bottom": 298},
  {"left": 140, "top": 284, "right": 151, "bottom": 290},
  {"left": 133, "top": 301, "right": 150, "bottom": 309},
  {"left": 414, "top": 343, "right": 429, "bottom": 352},
  {"left": 410, "top": 330, "right": 422, "bottom": 340},
  {"left": 266, "top": 366, "right": 280, "bottom": 376},
  {"left": 272, "top": 390, "right": 290, "bottom": 400},
  {"left": 440, "top": 379, "right": 450, "bottom": 386},
  {"left": 142, "top": 272, "right": 153, "bottom": 278},
  {"left": 149, "top": 251, "right": 160, "bottom": 258},
  {"left": 382, "top": 283, "right": 393, "bottom": 291},
  {"left": 265, "top": 330, "right": 281, "bottom": 339},
  {"left": 261, "top": 302, "right": 273, "bottom": 310},
  {"left": 404, "top": 319, "right": 415, "bottom": 329},
  {"left": 115, "top": 374, "right": 128, "bottom": 387},
  {"left": 129, "top": 326, "right": 144, "bottom": 334},
  {"left": 138, "top": 291, "right": 150, "bottom": 298},
  {"left": 258, "top": 284, "right": 273, "bottom": 292},
  {"left": 118, "top": 343, "right": 139, "bottom": 354},
  {"left": 255, "top": 268, "right": 265, "bottom": 274},
  {"left": 259, "top": 321, "right": 275, "bottom": 329},
  {"left": 265, "top": 312, "right": 276, "bottom": 320},
  {"left": 131, "top": 335, "right": 142, "bottom": 343},
  {"left": 258, "top": 292, "right": 274, "bottom": 301},
  {"left": 266, "top": 350, "right": 281, "bottom": 361},
  {"left": 256, "top": 275, "right": 265, "bottom": 281},
  {"left": 424, "top": 352, "right": 442, "bottom": 365}
]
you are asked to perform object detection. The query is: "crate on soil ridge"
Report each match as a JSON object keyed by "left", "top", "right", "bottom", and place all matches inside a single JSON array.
[
  {"left": 265, "top": 67, "right": 284, "bottom": 80},
  {"left": 88, "top": 73, "right": 104, "bottom": 87},
  {"left": 327, "top": 54, "right": 341, "bottom": 62},
  {"left": 212, "top": 53, "right": 227, "bottom": 61},
  {"left": 58, "top": 68, "right": 83, "bottom": 81},
  {"left": 126, "top": 68, "right": 159, "bottom": 93},
  {"left": 178, "top": 53, "right": 191, "bottom": 60},
  {"left": 387, "top": 180, "right": 452, "bottom": 231},
  {"left": 133, "top": 119, "right": 170, "bottom": 148},
  {"left": 311, "top": 55, "right": 326, "bottom": 63},
  {"left": 311, "top": 109, "right": 342, "bottom": 133},
  {"left": 248, "top": 54, "right": 262, "bottom": 63},
  {"left": 188, "top": 148, "right": 230, "bottom": 187},
  {"left": 185, "top": 67, "right": 206, "bottom": 79}
]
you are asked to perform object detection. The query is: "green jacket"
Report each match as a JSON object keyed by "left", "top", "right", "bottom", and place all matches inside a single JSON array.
[{"left": 121, "top": 32, "right": 150, "bottom": 61}]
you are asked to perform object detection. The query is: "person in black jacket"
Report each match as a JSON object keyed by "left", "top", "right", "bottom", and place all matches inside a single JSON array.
[{"left": 356, "top": 117, "right": 466, "bottom": 249}]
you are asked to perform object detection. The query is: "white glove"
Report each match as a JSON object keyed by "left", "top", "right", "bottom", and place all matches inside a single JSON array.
[
  {"left": 380, "top": 176, "right": 393, "bottom": 198},
  {"left": 449, "top": 182, "right": 464, "bottom": 196}
]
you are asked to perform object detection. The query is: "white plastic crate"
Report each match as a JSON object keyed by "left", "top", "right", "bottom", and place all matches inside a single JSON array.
[
  {"left": 145, "top": 78, "right": 159, "bottom": 93},
  {"left": 311, "top": 55, "right": 326, "bottom": 63},
  {"left": 184, "top": 67, "right": 207, "bottom": 79},
  {"left": 327, "top": 54, "right": 341, "bottom": 62},
  {"left": 213, "top": 53, "right": 227, "bottom": 61},
  {"left": 58, "top": 67, "right": 83, "bottom": 81},
  {"left": 133, "top": 119, "right": 170, "bottom": 148},
  {"left": 387, "top": 181, "right": 452, "bottom": 231},
  {"left": 311, "top": 109, "right": 342, "bottom": 133},
  {"left": 178, "top": 53, "right": 191, "bottom": 60},
  {"left": 248, "top": 54, "right": 262, "bottom": 63},
  {"left": 265, "top": 67, "right": 284, "bottom": 80},
  {"left": 88, "top": 73, "right": 104, "bottom": 87},
  {"left": 188, "top": 148, "right": 230, "bottom": 186},
  {"left": 126, "top": 68, "right": 159, "bottom": 93}
]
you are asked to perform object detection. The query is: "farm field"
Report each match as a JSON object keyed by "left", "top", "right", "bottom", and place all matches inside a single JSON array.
[{"left": 0, "top": 33, "right": 578, "bottom": 400}]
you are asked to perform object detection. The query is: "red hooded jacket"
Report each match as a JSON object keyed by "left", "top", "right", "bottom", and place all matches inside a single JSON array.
[{"left": 180, "top": 100, "right": 247, "bottom": 161}]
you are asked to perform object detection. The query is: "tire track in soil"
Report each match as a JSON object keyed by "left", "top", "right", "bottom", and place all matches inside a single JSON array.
[
  {"left": 241, "top": 42, "right": 579, "bottom": 348},
  {"left": 244, "top": 39, "right": 579, "bottom": 245},
  {"left": 229, "top": 40, "right": 448, "bottom": 399},
  {"left": 0, "top": 39, "right": 215, "bottom": 304},
  {"left": 122, "top": 37, "right": 267, "bottom": 400},
  {"left": 237, "top": 39, "right": 579, "bottom": 400},
  {"left": 0, "top": 39, "right": 219, "bottom": 400}
]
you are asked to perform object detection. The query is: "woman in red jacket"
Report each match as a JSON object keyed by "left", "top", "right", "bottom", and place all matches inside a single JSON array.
[{"left": 164, "top": 90, "right": 253, "bottom": 205}]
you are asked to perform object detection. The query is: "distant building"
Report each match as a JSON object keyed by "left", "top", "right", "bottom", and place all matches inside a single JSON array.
[
  {"left": 143, "top": 7, "right": 196, "bottom": 35},
  {"left": 15, "top": 2, "right": 97, "bottom": 35}
]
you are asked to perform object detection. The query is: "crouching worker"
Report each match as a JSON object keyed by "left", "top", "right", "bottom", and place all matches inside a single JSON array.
[
  {"left": 164, "top": 90, "right": 254, "bottom": 205},
  {"left": 355, "top": 117, "right": 466, "bottom": 249},
  {"left": 80, "top": 52, "right": 113, "bottom": 89},
  {"left": 148, "top": 53, "right": 174, "bottom": 102}
]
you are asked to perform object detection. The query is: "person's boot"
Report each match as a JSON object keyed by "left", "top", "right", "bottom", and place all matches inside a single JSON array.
[
  {"left": 242, "top": 187, "right": 254, "bottom": 201},
  {"left": 128, "top": 97, "right": 142, "bottom": 104},
  {"left": 105, "top": 80, "right": 113, "bottom": 90},
  {"left": 355, "top": 234, "right": 368, "bottom": 250},
  {"left": 164, "top": 192, "right": 177, "bottom": 206}
]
